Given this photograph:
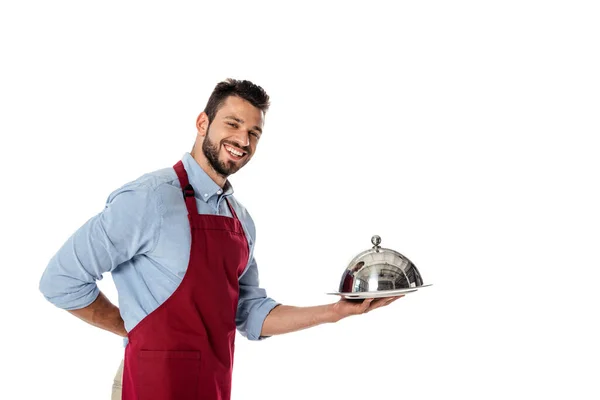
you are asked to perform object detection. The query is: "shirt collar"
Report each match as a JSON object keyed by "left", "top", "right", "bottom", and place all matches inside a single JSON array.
[{"left": 181, "top": 152, "right": 234, "bottom": 203}]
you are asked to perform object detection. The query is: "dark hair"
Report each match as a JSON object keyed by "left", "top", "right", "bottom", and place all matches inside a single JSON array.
[{"left": 203, "top": 78, "right": 270, "bottom": 123}]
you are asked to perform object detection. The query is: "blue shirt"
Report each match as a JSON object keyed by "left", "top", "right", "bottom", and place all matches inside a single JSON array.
[{"left": 39, "top": 152, "right": 279, "bottom": 342}]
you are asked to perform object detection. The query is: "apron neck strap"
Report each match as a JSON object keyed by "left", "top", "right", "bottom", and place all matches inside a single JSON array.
[
  {"left": 174, "top": 161, "right": 198, "bottom": 215},
  {"left": 173, "top": 160, "right": 240, "bottom": 221}
]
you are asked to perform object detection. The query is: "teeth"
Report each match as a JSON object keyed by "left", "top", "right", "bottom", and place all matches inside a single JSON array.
[{"left": 225, "top": 145, "right": 243, "bottom": 157}]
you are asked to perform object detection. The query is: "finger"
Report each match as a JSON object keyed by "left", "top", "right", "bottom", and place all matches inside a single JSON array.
[
  {"left": 382, "top": 296, "right": 402, "bottom": 304},
  {"left": 366, "top": 298, "right": 388, "bottom": 312},
  {"left": 376, "top": 298, "right": 392, "bottom": 307},
  {"left": 361, "top": 298, "right": 374, "bottom": 312},
  {"left": 383, "top": 295, "right": 404, "bottom": 305},
  {"left": 379, "top": 299, "right": 394, "bottom": 308},
  {"left": 368, "top": 297, "right": 398, "bottom": 312},
  {"left": 361, "top": 298, "right": 375, "bottom": 313}
]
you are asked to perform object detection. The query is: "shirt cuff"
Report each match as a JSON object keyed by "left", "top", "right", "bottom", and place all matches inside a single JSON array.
[
  {"left": 43, "top": 284, "right": 100, "bottom": 311},
  {"left": 245, "top": 298, "right": 280, "bottom": 341}
]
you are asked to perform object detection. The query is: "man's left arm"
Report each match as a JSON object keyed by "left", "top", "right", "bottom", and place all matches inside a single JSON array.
[
  {"left": 235, "top": 256, "right": 402, "bottom": 338},
  {"left": 260, "top": 295, "right": 402, "bottom": 337}
]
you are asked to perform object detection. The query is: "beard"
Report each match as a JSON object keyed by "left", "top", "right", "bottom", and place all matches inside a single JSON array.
[{"left": 202, "top": 127, "right": 250, "bottom": 178}]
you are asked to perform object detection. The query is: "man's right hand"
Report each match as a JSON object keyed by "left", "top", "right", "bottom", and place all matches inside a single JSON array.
[{"left": 68, "top": 291, "right": 127, "bottom": 337}]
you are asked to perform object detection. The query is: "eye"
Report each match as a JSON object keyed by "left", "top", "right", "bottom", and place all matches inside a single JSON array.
[
  {"left": 226, "top": 122, "right": 238, "bottom": 128},
  {"left": 250, "top": 131, "right": 260, "bottom": 139}
]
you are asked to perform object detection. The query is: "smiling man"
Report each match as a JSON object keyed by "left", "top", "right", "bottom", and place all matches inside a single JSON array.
[
  {"left": 197, "top": 94, "right": 262, "bottom": 181},
  {"left": 39, "top": 78, "right": 400, "bottom": 400}
]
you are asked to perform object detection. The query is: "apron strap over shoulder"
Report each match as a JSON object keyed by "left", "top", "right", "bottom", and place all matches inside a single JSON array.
[{"left": 173, "top": 161, "right": 199, "bottom": 215}]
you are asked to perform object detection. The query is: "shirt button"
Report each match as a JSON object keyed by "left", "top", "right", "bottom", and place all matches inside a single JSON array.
[
  {"left": 217, "top": 189, "right": 222, "bottom": 195},
  {"left": 203, "top": 193, "right": 208, "bottom": 198}
]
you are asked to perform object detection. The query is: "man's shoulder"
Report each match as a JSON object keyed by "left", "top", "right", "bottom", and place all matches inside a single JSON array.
[
  {"left": 136, "top": 166, "right": 179, "bottom": 190},
  {"left": 106, "top": 166, "right": 178, "bottom": 204}
]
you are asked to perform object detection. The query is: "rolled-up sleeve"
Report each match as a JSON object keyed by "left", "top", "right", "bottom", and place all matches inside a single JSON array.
[
  {"left": 236, "top": 256, "right": 279, "bottom": 341},
  {"left": 39, "top": 182, "right": 161, "bottom": 310}
]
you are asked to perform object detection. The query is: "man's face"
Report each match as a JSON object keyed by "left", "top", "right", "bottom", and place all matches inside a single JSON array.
[{"left": 201, "top": 95, "right": 264, "bottom": 178}]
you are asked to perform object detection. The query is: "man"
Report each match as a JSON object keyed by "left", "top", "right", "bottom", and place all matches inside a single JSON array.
[{"left": 39, "top": 78, "right": 401, "bottom": 400}]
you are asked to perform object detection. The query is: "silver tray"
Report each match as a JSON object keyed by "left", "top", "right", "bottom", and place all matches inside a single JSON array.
[{"left": 327, "top": 284, "right": 432, "bottom": 299}]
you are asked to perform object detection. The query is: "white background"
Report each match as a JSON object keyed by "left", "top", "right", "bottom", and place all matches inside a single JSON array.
[{"left": 1, "top": 1, "right": 599, "bottom": 399}]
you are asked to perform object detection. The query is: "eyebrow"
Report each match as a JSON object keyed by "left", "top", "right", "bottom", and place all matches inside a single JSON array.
[{"left": 224, "top": 115, "right": 262, "bottom": 134}]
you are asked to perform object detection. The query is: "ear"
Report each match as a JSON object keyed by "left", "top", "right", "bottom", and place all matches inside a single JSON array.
[{"left": 196, "top": 112, "right": 210, "bottom": 137}]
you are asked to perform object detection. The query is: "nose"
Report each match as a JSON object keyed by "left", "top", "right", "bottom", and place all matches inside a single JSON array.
[{"left": 230, "top": 131, "right": 250, "bottom": 148}]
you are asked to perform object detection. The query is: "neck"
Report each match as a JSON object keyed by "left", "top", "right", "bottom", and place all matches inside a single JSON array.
[{"left": 190, "top": 148, "right": 227, "bottom": 188}]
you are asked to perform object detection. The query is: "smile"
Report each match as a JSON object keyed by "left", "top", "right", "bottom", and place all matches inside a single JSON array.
[{"left": 224, "top": 144, "right": 246, "bottom": 158}]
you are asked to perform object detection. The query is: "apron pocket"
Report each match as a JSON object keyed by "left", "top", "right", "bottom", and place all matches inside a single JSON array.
[{"left": 137, "top": 350, "right": 201, "bottom": 400}]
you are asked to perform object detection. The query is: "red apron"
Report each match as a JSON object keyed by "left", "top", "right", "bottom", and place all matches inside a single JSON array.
[{"left": 121, "top": 160, "right": 249, "bottom": 400}]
